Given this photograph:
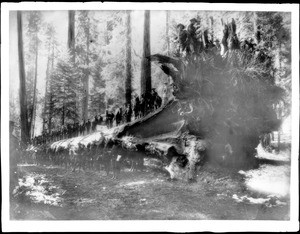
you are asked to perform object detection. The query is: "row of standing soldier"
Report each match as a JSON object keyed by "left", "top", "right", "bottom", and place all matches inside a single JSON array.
[
  {"left": 106, "top": 88, "right": 162, "bottom": 127},
  {"left": 32, "top": 89, "right": 162, "bottom": 145},
  {"left": 32, "top": 115, "right": 104, "bottom": 145}
]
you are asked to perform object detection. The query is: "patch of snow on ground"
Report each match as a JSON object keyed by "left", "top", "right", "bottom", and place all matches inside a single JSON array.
[
  {"left": 123, "top": 179, "right": 164, "bottom": 187},
  {"left": 256, "top": 144, "right": 290, "bottom": 161},
  {"left": 18, "top": 163, "right": 37, "bottom": 167},
  {"left": 124, "top": 181, "right": 147, "bottom": 186},
  {"left": 244, "top": 164, "right": 290, "bottom": 197},
  {"left": 232, "top": 194, "right": 287, "bottom": 207},
  {"left": 13, "top": 174, "right": 64, "bottom": 206},
  {"left": 232, "top": 194, "right": 269, "bottom": 204}
]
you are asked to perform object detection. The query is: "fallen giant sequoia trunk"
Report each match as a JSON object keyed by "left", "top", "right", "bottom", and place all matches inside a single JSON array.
[{"left": 40, "top": 99, "right": 208, "bottom": 181}]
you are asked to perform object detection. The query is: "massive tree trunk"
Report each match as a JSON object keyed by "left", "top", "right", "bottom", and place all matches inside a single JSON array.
[
  {"left": 68, "top": 10, "right": 78, "bottom": 123},
  {"left": 125, "top": 10, "right": 132, "bottom": 105},
  {"left": 17, "top": 11, "right": 30, "bottom": 144},
  {"left": 30, "top": 32, "right": 39, "bottom": 138},
  {"left": 104, "top": 20, "right": 113, "bottom": 109},
  {"left": 140, "top": 10, "right": 151, "bottom": 95},
  {"left": 82, "top": 15, "right": 90, "bottom": 121},
  {"left": 68, "top": 10, "right": 75, "bottom": 64},
  {"left": 43, "top": 42, "right": 51, "bottom": 133},
  {"left": 48, "top": 42, "right": 55, "bottom": 134}
]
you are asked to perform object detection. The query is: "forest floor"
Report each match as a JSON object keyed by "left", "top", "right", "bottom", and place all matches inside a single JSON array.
[{"left": 10, "top": 145, "right": 290, "bottom": 220}]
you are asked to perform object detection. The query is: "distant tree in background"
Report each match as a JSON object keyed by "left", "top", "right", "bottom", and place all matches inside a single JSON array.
[{"left": 50, "top": 52, "right": 82, "bottom": 126}]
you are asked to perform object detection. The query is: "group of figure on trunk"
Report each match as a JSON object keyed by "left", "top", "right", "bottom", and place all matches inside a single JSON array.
[
  {"left": 175, "top": 17, "right": 218, "bottom": 56},
  {"left": 31, "top": 89, "right": 162, "bottom": 145},
  {"left": 175, "top": 17, "right": 264, "bottom": 59},
  {"left": 106, "top": 88, "right": 162, "bottom": 128},
  {"left": 31, "top": 114, "right": 104, "bottom": 145}
]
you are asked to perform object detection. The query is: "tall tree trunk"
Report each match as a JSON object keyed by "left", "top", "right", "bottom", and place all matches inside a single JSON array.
[
  {"left": 68, "top": 10, "right": 77, "bottom": 123},
  {"left": 30, "top": 32, "right": 39, "bottom": 138},
  {"left": 82, "top": 16, "right": 90, "bottom": 121},
  {"left": 17, "top": 11, "right": 30, "bottom": 144},
  {"left": 140, "top": 10, "right": 151, "bottom": 95},
  {"left": 68, "top": 10, "right": 75, "bottom": 64},
  {"left": 43, "top": 42, "right": 51, "bottom": 133},
  {"left": 48, "top": 42, "right": 55, "bottom": 134},
  {"left": 104, "top": 20, "right": 113, "bottom": 109},
  {"left": 166, "top": 11, "right": 170, "bottom": 56},
  {"left": 125, "top": 10, "right": 132, "bottom": 106},
  {"left": 277, "top": 42, "right": 282, "bottom": 151}
]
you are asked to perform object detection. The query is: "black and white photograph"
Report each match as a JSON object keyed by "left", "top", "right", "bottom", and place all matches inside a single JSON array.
[{"left": 1, "top": 2, "right": 299, "bottom": 232}]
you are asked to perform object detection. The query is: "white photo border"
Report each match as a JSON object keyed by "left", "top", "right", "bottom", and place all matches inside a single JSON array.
[{"left": 1, "top": 2, "right": 299, "bottom": 232}]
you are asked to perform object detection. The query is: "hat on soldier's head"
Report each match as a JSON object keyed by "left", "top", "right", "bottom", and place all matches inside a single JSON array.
[
  {"left": 177, "top": 23, "right": 185, "bottom": 29},
  {"left": 190, "top": 18, "right": 198, "bottom": 23}
]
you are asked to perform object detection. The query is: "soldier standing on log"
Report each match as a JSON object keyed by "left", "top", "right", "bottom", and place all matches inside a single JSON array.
[
  {"left": 105, "top": 110, "right": 109, "bottom": 128},
  {"left": 175, "top": 23, "right": 188, "bottom": 55},
  {"left": 187, "top": 18, "right": 202, "bottom": 54},
  {"left": 125, "top": 104, "right": 132, "bottom": 123},
  {"left": 92, "top": 115, "right": 98, "bottom": 132},
  {"left": 86, "top": 119, "right": 91, "bottom": 134},
  {"left": 134, "top": 95, "right": 141, "bottom": 120},
  {"left": 140, "top": 94, "right": 146, "bottom": 117}
]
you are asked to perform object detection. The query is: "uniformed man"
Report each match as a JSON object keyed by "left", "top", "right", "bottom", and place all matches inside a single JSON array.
[
  {"left": 134, "top": 96, "right": 141, "bottom": 120},
  {"left": 105, "top": 110, "right": 110, "bottom": 128},
  {"left": 220, "top": 20, "right": 229, "bottom": 57},
  {"left": 175, "top": 23, "right": 189, "bottom": 55},
  {"left": 187, "top": 18, "right": 200, "bottom": 54},
  {"left": 140, "top": 95, "right": 146, "bottom": 117},
  {"left": 212, "top": 38, "right": 221, "bottom": 54},
  {"left": 86, "top": 119, "right": 91, "bottom": 134},
  {"left": 115, "top": 108, "right": 122, "bottom": 126}
]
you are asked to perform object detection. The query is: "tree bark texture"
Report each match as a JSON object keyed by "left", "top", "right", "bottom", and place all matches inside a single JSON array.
[
  {"left": 68, "top": 10, "right": 75, "bottom": 64},
  {"left": 125, "top": 10, "right": 132, "bottom": 106},
  {"left": 17, "top": 11, "right": 30, "bottom": 144},
  {"left": 30, "top": 32, "right": 39, "bottom": 138},
  {"left": 82, "top": 16, "right": 90, "bottom": 121},
  {"left": 140, "top": 10, "right": 151, "bottom": 95},
  {"left": 43, "top": 42, "right": 51, "bottom": 133}
]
